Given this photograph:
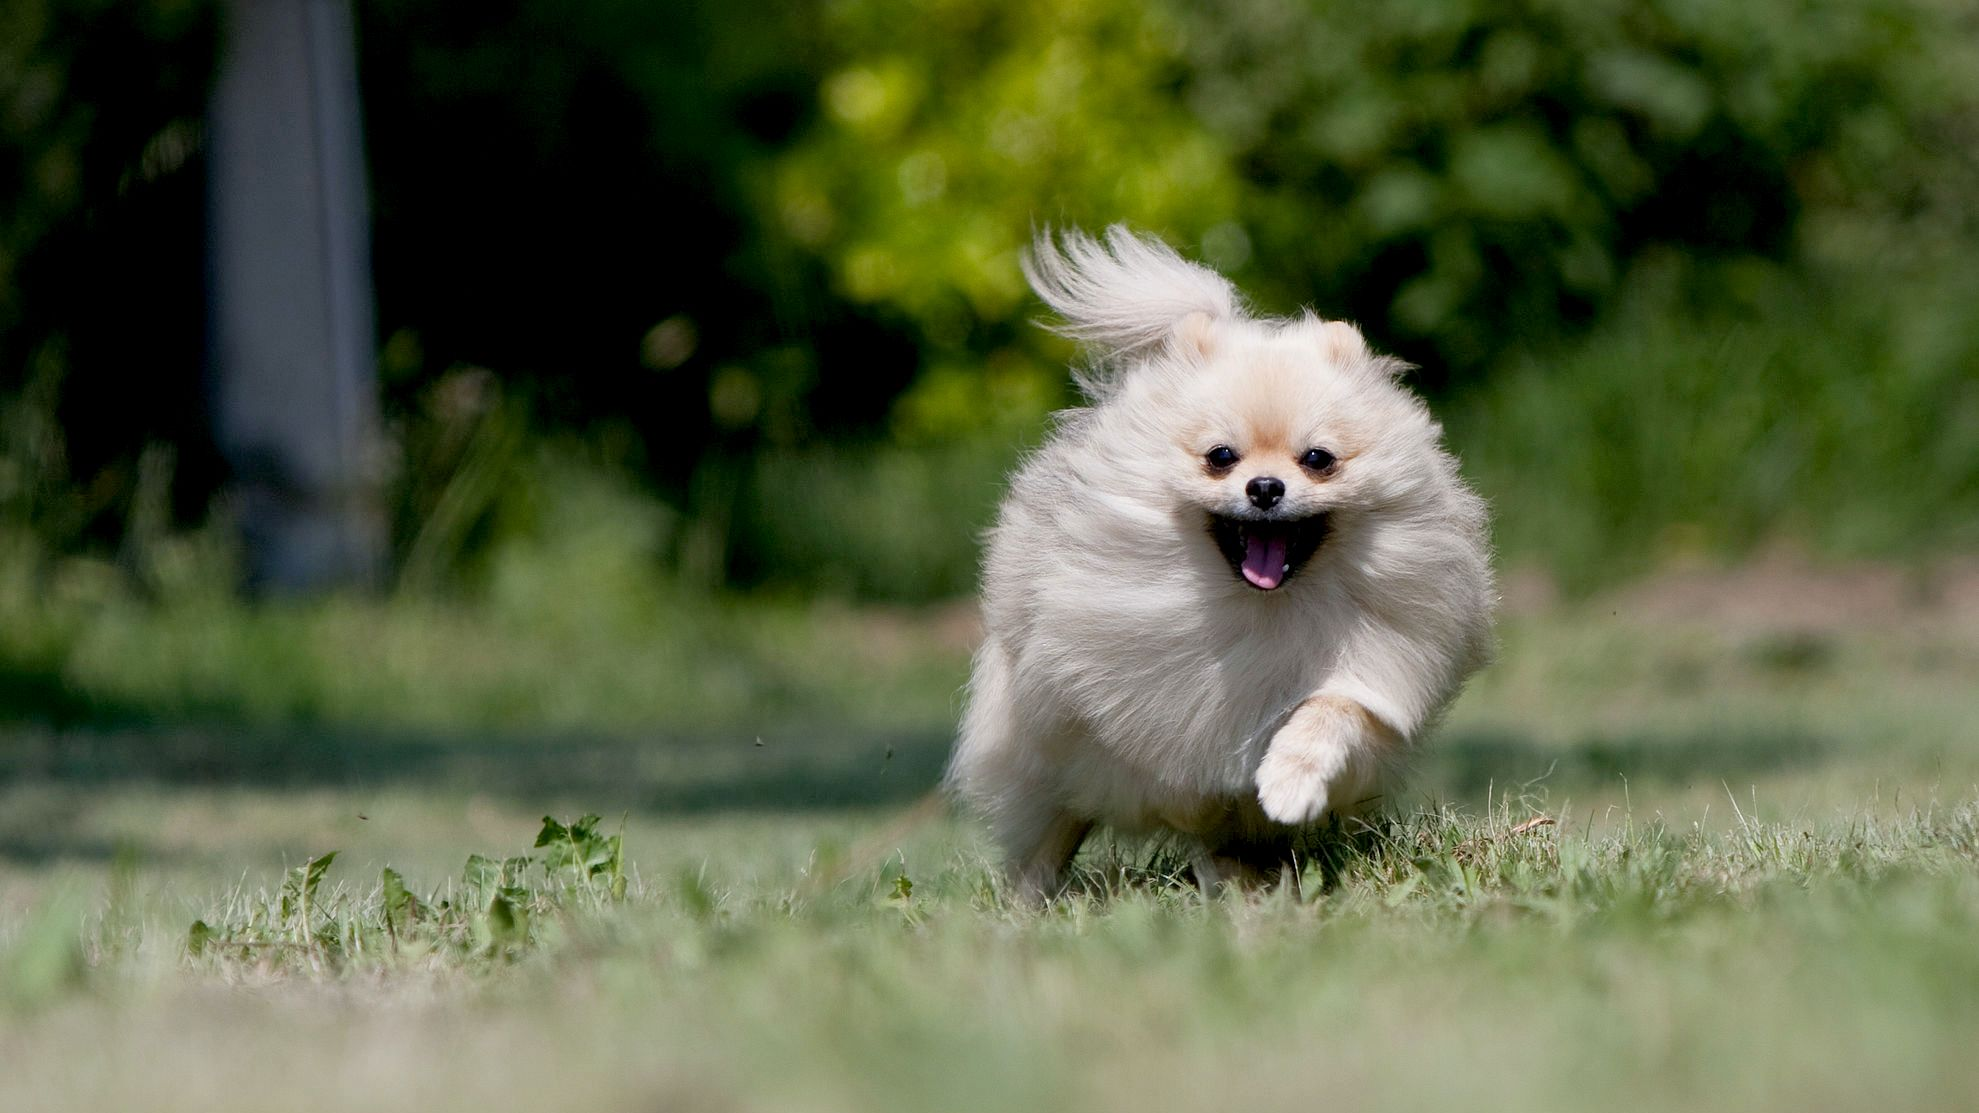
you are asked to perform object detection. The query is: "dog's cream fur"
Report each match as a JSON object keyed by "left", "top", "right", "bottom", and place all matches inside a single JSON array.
[{"left": 946, "top": 227, "right": 1495, "bottom": 900}]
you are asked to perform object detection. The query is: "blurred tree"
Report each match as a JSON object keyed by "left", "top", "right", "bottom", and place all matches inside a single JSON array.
[
  {"left": 764, "top": 0, "right": 1247, "bottom": 430},
  {"left": 3, "top": 0, "right": 1976, "bottom": 599},
  {"left": 1171, "top": 0, "right": 1979, "bottom": 381},
  {"left": 776, "top": 0, "right": 1979, "bottom": 388}
]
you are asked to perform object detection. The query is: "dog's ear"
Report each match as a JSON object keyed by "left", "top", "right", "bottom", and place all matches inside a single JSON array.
[
  {"left": 1171, "top": 310, "right": 1219, "bottom": 360},
  {"left": 1023, "top": 226, "right": 1244, "bottom": 372},
  {"left": 1293, "top": 314, "right": 1369, "bottom": 364}
]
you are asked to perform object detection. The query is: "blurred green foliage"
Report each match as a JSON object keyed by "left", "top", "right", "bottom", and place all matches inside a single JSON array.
[
  {"left": 781, "top": 0, "right": 1979, "bottom": 375},
  {"left": 1177, "top": 0, "right": 1979, "bottom": 372},
  {"left": 1458, "top": 256, "right": 1979, "bottom": 585},
  {"left": 3, "top": 0, "right": 1978, "bottom": 608}
]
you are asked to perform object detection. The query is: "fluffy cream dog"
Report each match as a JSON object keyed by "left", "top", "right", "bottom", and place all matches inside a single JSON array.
[{"left": 946, "top": 226, "right": 1495, "bottom": 901}]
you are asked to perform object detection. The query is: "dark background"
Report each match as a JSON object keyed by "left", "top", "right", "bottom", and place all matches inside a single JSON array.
[{"left": 4, "top": 0, "right": 1977, "bottom": 612}]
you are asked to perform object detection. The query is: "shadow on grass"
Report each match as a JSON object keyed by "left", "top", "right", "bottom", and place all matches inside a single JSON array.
[
  {"left": 0, "top": 719, "right": 954, "bottom": 814},
  {"left": 0, "top": 664, "right": 141, "bottom": 730},
  {"left": 1424, "top": 727, "right": 1831, "bottom": 800},
  {"left": 0, "top": 644, "right": 956, "bottom": 816},
  {"left": 0, "top": 716, "right": 1833, "bottom": 812}
]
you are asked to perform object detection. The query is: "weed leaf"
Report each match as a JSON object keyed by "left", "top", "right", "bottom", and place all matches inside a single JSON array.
[
  {"left": 279, "top": 851, "right": 338, "bottom": 924},
  {"left": 381, "top": 867, "right": 422, "bottom": 934}
]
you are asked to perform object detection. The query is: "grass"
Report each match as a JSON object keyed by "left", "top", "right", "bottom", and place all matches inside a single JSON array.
[
  {"left": 1, "top": 556, "right": 1978, "bottom": 1111},
  {"left": 5, "top": 800, "right": 1978, "bottom": 1112}
]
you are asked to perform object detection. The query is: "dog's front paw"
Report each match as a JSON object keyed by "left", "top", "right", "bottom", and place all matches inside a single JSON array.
[
  {"left": 1256, "top": 694, "right": 1397, "bottom": 826},
  {"left": 1254, "top": 742, "right": 1340, "bottom": 825}
]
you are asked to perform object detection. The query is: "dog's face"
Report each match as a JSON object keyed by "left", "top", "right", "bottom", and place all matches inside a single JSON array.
[{"left": 1122, "top": 313, "right": 1430, "bottom": 592}]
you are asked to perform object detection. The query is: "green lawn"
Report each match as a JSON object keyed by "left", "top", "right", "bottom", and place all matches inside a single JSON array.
[{"left": 2, "top": 562, "right": 1977, "bottom": 1112}]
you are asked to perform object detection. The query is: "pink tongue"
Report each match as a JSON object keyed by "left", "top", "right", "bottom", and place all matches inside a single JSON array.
[{"left": 1241, "top": 532, "right": 1289, "bottom": 590}]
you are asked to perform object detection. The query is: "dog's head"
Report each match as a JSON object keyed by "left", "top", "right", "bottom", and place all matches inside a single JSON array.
[{"left": 1026, "top": 227, "right": 1450, "bottom": 593}]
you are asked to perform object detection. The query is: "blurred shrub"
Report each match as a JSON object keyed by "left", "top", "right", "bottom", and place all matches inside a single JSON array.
[
  {"left": 727, "top": 435, "right": 1013, "bottom": 600},
  {"left": 768, "top": 0, "right": 1243, "bottom": 354},
  {"left": 784, "top": 0, "right": 1979, "bottom": 383},
  {"left": 1455, "top": 254, "right": 1979, "bottom": 585}
]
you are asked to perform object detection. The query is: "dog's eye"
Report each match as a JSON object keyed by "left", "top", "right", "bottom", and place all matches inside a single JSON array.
[
  {"left": 1300, "top": 447, "right": 1337, "bottom": 474},
  {"left": 1204, "top": 445, "right": 1239, "bottom": 470}
]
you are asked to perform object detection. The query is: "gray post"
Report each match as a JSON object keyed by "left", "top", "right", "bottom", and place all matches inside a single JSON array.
[{"left": 207, "top": 0, "right": 386, "bottom": 592}]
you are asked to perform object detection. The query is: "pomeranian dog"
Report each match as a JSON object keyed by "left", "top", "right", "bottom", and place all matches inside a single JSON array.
[{"left": 946, "top": 226, "right": 1495, "bottom": 901}]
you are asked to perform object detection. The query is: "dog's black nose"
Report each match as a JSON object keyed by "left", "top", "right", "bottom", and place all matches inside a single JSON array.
[{"left": 1246, "top": 476, "right": 1285, "bottom": 510}]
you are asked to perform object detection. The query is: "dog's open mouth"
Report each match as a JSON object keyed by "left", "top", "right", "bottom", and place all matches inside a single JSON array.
[{"left": 1208, "top": 512, "right": 1330, "bottom": 591}]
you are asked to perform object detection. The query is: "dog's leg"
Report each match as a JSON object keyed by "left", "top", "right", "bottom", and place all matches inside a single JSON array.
[
  {"left": 950, "top": 648, "right": 1090, "bottom": 904},
  {"left": 1190, "top": 835, "right": 1301, "bottom": 898},
  {"left": 1189, "top": 846, "right": 1265, "bottom": 897},
  {"left": 956, "top": 759, "right": 1090, "bottom": 905},
  {"left": 1254, "top": 694, "right": 1402, "bottom": 826},
  {"left": 952, "top": 645, "right": 1095, "bottom": 905},
  {"left": 1002, "top": 803, "right": 1091, "bottom": 906}
]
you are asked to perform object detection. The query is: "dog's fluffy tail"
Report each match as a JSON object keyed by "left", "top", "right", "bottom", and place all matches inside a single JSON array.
[{"left": 1023, "top": 225, "right": 1244, "bottom": 388}]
